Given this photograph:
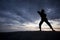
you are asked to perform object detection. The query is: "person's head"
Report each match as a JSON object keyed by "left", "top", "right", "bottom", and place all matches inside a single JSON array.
[
  {"left": 37, "top": 9, "right": 45, "bottom": 13},
  {"left": 41, "top": 9, "right": 45, "bottom": 13}
]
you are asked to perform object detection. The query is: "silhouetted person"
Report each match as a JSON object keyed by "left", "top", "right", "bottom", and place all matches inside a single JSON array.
[{"left": 37, "top": 9, "right": 55, "bottom": 31}]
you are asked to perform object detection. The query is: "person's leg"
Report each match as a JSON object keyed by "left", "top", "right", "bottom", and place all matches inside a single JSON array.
[
  {"left": 45, "top": 19, "right": 55, "bottom": 31},
  {"left": 39, "top": 20, "right": 43, "bottom": 31}
]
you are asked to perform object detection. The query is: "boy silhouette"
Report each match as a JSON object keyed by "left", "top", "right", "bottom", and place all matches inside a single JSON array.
[{"left": 37, "top": 9, "right": 55, "bottom": 31}]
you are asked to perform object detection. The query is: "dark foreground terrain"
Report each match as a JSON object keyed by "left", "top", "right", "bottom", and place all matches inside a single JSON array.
[{"left": 0, "top": 31, "right": 60, "bottom": 40}]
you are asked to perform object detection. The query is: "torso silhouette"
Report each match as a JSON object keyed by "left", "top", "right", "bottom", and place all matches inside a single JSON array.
[
  {"left": 38, "top": 10, "right": 47, "bottom": 19},
  {"left": 40, "top": 12, "right": 46, "bottom": 19}
]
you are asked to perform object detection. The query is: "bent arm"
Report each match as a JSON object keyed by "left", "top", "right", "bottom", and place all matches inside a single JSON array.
[{"left": 37, "top": 11, "right": 41, "bottom": 15}]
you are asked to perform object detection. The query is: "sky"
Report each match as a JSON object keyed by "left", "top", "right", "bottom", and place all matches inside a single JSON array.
[{"left": 0, "top": 0, "right": 60, "bottom": 32}]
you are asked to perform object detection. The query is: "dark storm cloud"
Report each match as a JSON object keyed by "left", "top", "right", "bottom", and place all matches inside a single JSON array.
[{"left": 0, "top": 0, "right": 60, "bottom": 20}]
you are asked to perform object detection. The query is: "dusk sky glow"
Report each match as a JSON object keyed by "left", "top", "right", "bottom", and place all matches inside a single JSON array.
[{"left": 0, "top": 0, "right": 60, "bottom": 32}]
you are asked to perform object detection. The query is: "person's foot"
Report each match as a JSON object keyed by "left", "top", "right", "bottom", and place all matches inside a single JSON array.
[
  {"left": 52, "top": 30, "right": 55, "bottom": 31},
  {"left": 40, "top": 30, "right": 41, "bottom": 31}
]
